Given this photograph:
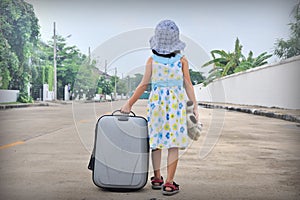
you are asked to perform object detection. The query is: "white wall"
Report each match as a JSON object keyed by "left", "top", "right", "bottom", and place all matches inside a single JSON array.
[
  {"left": 195, "top": 56, "right": 300, "bottom": 109},
  {"left": 0, "top": 90, "right": 20, "bottom": 103},
  {"left": 43, "top": 84, "right": 54, "bottom": 101}
]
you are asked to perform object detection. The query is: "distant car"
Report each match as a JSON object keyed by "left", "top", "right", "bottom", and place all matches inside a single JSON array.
[{"left": 139, "top": 91, "right": 150, "bottom": 99}]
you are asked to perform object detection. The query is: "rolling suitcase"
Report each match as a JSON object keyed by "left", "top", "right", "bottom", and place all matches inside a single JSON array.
[{"left": 88, "top": 110, "right": 149, "bottom": 191}]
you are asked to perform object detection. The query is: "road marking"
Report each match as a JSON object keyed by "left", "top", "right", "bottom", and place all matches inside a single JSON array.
[{"left": 0, "top": 141, "right": 25, "bottom": 150}]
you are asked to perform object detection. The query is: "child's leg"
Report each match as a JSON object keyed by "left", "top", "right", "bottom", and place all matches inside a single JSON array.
[
  {"left": 166, "top": 147, "right": 179, "bottom": 184},
  {"left": 151, "top": 149, "right": 162, "bottom": 178}
]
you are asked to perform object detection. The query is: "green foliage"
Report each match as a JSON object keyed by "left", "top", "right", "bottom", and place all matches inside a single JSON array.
[
  {"left": 44, "top": 65, "right": 54, "bottom": 91},
  {"left": 0, "top": 33, "right": 19, "bottom": 89},
  {"left": 30, "top": 40, "right": 52, "bottom": 99},
  {"left": 97, "top": 87, "right": 102, "bottom": 94},
  {"left": 110, "top": 75, "right": 119, "bottom": 89},
  {"left": 18, "top": 91, "right": 33, "bottom": 103},
  {"left": 97, "top": 76, "right": 114, "bottom": 96},
  {"left": 202, "top": 38, "right": 272, "bottom": 84},
  {"left": 95, "top": 73, "right": 147, "bottom": 98},
  {"left": 274, "top": 2, "right": 300, "bottom": 59},
  {"left": 54, "top": 35, "right": 86, "bottom": 99},
  {"left": 234, "top": 52, "right": 272, "bottom": 73},
  {"left": 0, "top": 0, "right": 138, "bottom": 102},
  {"left": 73, "top": 59, "right": 99, "bottom": 100},
  {"left": 31, "top": 34, "right": 100, "bottom": 100},
  {"left": 116, "top": 78, "right": 129, "bottom": 95},
  {"left": 0, "top": 68, "right": 10, "bottom": 89},
  {"left": 41, "top": 34, "right": 89, "bottom": 99},
  {"left": 133, "top": 74, "right": 143, "bottom": 87},
  {"left": 0, "top": 0, "right": 104, "bottom": 101},
  {"left": 0, "top": 0, "right": 39, "bottom": 62},
  {"left": 0, "top": 0, "right": 39, "bottom": 101},
  {"left": 203, "top": 38, "right": 243, "bottom": 78},
  {"left": 189, "top": 69, "right": 205, "bottom": 85},
  {"left": 113, "top": 74, "right": 145, "bottom": 96}
]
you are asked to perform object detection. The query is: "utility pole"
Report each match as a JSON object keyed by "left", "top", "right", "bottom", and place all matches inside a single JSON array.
[
  {"left": 103, "top": 60, "right": 108, "bottom": 101},
  {"left": 114, "top": 67, "right": 117, "bottom": 100},
  {"left": 53, "top": 22, "right": 57, "bottom": 100},
  {"left": 104, "top": 60, "right": 107, "bottom": 77},
  {"left": 88, "top": 47, "right": 91, "bottom": 64}
]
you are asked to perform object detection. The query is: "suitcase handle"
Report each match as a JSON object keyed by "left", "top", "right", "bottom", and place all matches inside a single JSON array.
[{"left": 112, "top": 110, "right": 136, "bottom": 116}]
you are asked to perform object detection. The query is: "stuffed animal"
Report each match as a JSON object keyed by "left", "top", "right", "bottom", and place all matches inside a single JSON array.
[{"left": 186, "top": 100, "right": 202, "bottom": 141}]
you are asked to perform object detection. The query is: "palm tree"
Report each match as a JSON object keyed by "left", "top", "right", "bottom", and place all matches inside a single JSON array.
[
  {"left": 234, "top": 51, "right": 272, "bottom": 73},
  {"left": 202, "top": 38, "right": 243, "bottom": 83},
  {"left": 202, "top": 38, "right": 272, "bottom": 84},
  {"left": 274, "top": 2, "right": 300, "bottom": 59}
]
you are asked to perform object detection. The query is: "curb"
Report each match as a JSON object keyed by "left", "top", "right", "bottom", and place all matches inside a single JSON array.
[
  {"left": 0, "top": 103, "right": 50, "bottom": 110},
  {"left": 199, "top": 103, "right": 300, "bottom": 123}
]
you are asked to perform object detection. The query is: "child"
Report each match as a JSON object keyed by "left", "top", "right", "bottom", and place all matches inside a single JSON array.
[{"left": 121, "top": 19, "right": 199, "bottom": 195}]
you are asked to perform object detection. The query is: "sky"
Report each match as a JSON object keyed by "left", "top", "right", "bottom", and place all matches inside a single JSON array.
[{"left": 25, "top": 0, "right": 298, "bottom": 77}]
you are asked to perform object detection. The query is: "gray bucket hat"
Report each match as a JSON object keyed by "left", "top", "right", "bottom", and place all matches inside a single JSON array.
[{"left": 150, "top": 20, "right": 186, "bottom": 55}]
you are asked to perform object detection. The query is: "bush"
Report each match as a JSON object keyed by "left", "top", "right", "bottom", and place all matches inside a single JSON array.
[{"left": 18, "top": 92, "right": 33, "bottom": 103}]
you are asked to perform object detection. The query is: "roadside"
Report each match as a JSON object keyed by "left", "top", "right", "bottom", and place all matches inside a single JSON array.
[
  {"left": 0, "top": 102, "right": 49, "bottom": 109},
  {"left": 0, "top": 100, "right": 72, "bottom": 110},
  {"left": 1, "top": 100, "right": 299, "bottom": 124},
  {"left": 1, "top": 100, "right": 299, "bottom": 200},
  {"left": 199, "top": 101, "right": 300, "bottom": 123}
]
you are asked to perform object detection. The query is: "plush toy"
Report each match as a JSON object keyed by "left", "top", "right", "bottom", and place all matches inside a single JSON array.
[{"left": 186, "top": 101, "right": 202, "bottom": 141}]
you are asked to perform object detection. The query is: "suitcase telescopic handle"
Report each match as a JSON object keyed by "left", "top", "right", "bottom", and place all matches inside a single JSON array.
[{"left": 112, "top": 110, "right": 136, "bottom": 116}]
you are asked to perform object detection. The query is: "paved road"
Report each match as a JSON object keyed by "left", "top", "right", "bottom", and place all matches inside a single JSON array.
[{"left": 0, "top": 100, "right": 299, "bottom": 200}]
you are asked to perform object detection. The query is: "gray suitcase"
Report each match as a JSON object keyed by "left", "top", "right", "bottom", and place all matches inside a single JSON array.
[{"left": 88, "top": 110, "right": 149, "bottom": 191}]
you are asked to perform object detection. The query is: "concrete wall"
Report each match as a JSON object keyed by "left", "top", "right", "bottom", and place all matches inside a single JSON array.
[
  {"left": 195, "top": 56, "right": 300, "bottom": 109},
  {"left": 0, "top": 90, "right": 20, "bottom": 103}
]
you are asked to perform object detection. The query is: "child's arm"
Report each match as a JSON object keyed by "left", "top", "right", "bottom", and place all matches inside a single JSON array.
[
  {"left": 181, "top": 56, "right": 199, "bottom": 120},
  {"left": 120, "top": 57, "right": 152, "bottom": 113}
]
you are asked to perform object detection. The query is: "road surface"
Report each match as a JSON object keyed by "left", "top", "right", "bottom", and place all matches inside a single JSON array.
[{"left": 0, "top": 100, "right": 299, "bottom": 200}]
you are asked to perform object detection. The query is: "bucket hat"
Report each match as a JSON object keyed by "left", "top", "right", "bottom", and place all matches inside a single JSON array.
[{"left": 150, "top": 20, "right": 186, "bottom": 55}]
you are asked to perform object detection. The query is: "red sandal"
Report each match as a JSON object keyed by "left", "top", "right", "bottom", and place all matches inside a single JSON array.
[
  {"left": 162, "top": 181, "right": 180, "bottom": 195},
  {"left": 151, "top": 176, "right": 164, "bottom": 190}
]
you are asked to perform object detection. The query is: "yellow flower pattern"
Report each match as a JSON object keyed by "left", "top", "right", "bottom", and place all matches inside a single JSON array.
[{"left": 147, "top": 54, "right": 189, "bottom": 150}]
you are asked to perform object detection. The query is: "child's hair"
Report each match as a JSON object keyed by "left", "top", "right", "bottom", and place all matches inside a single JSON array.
[{"left": 152, "top": 49, "right": 181, "bottom": 58}]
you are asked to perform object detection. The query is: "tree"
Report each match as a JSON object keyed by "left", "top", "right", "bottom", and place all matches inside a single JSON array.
[
  {"left": 234, "top": 51, "right": 272, "bottom": 73},
  {"left": 202, "top": 38, "right": 243, "bottom": 83},
  {"left": 114, "top": 73, "right": 150, "bottom": 97},
  {"left": 189, "top": 69, "right": 205, "bottom": 85},
  {"left": 74, "top": 59, "right": 99, "bottom": 100},
  {"left": 203, "top": 38, "right": 271, "bottom": 83},
  {"left": 30, "top": 40, "right": 53, "bottom": 99},
  {"left": 133, "top": 73, "right": 143, "bottom": 89},
  {"left": 202, "top": 38, "right": 243, "bottom": 78},
  {"left": 1, "top": 0, "right": 101, "bottom": 101},
  {"left": 0, "top": 33, "right": 19, "bottom": 89},
  {"left": 110, "top": 75, "right": 119, "bottom": 91},
  {"left": 0, "top": 0, "right": 39, "bottom": 102},
  {"left": 274, "top": 2, "right": 300, "bottom": 59},
  {"left": 46, "top": 35, "right": 86, "bottom": 99},
  {"left": 97, "top": 76, "right": 113, "bottom": 97},
  {"left": 116, "top": 78, "right": 128, "bottom": 95}
]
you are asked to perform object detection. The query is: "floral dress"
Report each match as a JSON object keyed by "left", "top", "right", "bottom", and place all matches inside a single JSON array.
[{"left": 147, "top": 54, "right": 189, "bottom": 150}]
